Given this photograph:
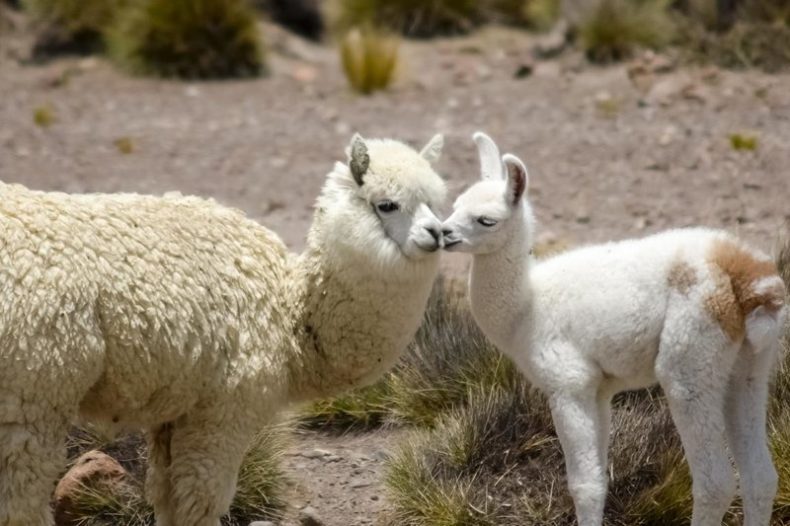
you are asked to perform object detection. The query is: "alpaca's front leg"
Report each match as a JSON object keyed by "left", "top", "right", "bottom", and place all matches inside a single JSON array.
[
  {"left": 146, "top": 423, "right": 176, "bottom": 526},
  {"left": 549, "top": 390, "right": 608, "bottom": 526},
  {"left": 167, "top": 412, "right": 256, "bottom": 526}
]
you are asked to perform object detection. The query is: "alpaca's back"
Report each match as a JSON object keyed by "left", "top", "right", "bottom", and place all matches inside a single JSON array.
[
  {"left": 0, "top": 182, "right": 292, "bottom": 427},
  {"left": 522, "top": 228, "right": 783, "bottom": 390}
]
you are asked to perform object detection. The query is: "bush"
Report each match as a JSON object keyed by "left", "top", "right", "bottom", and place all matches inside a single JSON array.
[
  {"left": 23, "top": 0, "right": 126, "bottom": 56},
  {"left": 327, "top": 0, "right": 483, "bottom": 37},
  {"left": 577, "top": 0, "right": 675, "bottom": 62},
  {"left": 107, "top": 0, "right": 265, "bottom": 79},
  {"left": 340, "top": 26, "right": 400, "bottom": 94}
]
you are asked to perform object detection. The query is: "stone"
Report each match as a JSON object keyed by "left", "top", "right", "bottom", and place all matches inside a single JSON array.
[
  {"left": 54, "top": 450, "right": 129, "bottom": 526},
  {"left": 249, "top": 522, "right": 276, "bottom": 526},
  {"left": 299, "top": 506, "right": 324, "bottom": 526}
]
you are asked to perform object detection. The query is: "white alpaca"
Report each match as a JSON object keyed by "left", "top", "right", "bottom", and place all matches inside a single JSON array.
[
  {"left": 0, "top": 133, "right": 447, "bottom": 526},
  {"left": 441, "top": 132, "right": 786, "bottom": 526}
]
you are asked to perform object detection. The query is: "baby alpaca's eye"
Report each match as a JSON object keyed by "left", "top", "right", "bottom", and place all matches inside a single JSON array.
[
  {"left": 377, "top": 200, "right": 400, "bottom": 213},
  {"left": 477, "top": 217, "right": 497, "bottom": 227}
]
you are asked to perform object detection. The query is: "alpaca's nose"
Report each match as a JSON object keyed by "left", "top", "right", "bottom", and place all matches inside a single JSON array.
[
  {"left": 425, "top": 226, "right": 441, "bottom": 243},
  {"left": 441, "top": 228, "right": 453, "bottom": 237}
]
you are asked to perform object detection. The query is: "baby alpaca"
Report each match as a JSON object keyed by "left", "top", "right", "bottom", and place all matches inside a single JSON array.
[
  {"left": 0, "top": 133, "right": 447, "bottom": 526},
  {"left": 442, "top": 132, "right": 785, "bottom": 526}
]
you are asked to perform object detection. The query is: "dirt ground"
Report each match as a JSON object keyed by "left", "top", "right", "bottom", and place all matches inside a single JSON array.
[{"left": 2, "top": 9, "right": 790, "bottom": 525}]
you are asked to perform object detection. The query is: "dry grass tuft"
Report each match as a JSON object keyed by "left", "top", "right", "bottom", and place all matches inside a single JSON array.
[
  {"left": 106, "top": 0, "right": 265, "bottom": 79},
  {"left": 340, "top": 26, "right": 400, "bottom": 94},
  {"left": 578, "top": 0, "right": 675, "bottom": 63},
  {"left": 23, "top": 0, "right": 127, "bottom": 56}
]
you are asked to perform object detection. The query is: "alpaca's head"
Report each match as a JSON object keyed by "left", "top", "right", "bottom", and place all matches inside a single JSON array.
[
  {"left": 312, "top": 133, "right": 447, "bottom": 272},
  {"left": 442, "top": 132, "right": 534, "bottom": 255}
]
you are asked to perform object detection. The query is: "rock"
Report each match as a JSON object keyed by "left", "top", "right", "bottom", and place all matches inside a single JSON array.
[
  {"left": 54, "top": 450, "right": 129, "bottom": 526},
  {"left": 249, "top": 522, "right": 276, "bottom": 526},
  {"left": 533, "top": 20, "right": 569, "bottom": 59},
  {"left": 302, "top": 448, "right": 332, "bottom": 459},
  {"left": 351, "top": 481, "right": 371, "bottom": 489},
  {"left": 299, "top": 506, "right": 324, "bottom": 526}
]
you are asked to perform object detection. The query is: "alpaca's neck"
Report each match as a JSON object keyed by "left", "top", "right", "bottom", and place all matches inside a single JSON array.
[
  {"left": 284, "top": 245, "right": 437, "bottom": 402},
  {"left": 469, "top": 212, "right": 534, "bottom": 352}
]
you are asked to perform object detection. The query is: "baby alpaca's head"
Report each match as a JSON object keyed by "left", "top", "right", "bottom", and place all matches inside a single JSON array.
[
  {"left": 442, "top": 132, "right": 535, "bottom": 255},
  {"left": 314, "top": 133, "right": 447, "bottom": 272}
]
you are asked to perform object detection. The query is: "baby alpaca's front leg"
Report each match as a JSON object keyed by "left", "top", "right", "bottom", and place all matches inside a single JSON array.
[
  {"left": 549, "top": 389, "right": 609, "bottom": 526},
  {"left": 146, "top": 423, "right": 176, "bottom": 526},
  {"left": 166, "top": 414, "right": 256, "bottom": 526}
]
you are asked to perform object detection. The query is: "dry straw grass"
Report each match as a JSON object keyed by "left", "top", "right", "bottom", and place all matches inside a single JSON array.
[{"left": 340, "top": 26, "right": 400, "bottom": 94}]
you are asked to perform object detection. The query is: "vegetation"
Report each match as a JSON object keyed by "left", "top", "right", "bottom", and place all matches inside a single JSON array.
[
  {"left": 340, "top": 27, "right": 400, "bottom": 94},
  {"left": 33, "top": 104, "right": 56, "bottom": 127},
  {"left": 577, "top": 0, "right": 675, "bottom": 62},
  {"left": 106, "top": 0, "right": 265, "bottom": 79},
  {"left": 382, "top": 236, "right": 790, "bottom": 525},
  {"left": 22, "top": 0, "right": 126, "bottom": 55},
  {"left": 62, "top": 427, "right": 286, "bottom": 525}
]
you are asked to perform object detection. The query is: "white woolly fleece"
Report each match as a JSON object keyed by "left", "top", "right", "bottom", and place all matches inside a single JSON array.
[{"left": 0, "top": 134, "right": 447, "bottom": 526}]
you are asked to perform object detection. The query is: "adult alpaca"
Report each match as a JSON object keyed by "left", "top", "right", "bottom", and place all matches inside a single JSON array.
[
  {"left": 0, "top": 133, "right": 447, "bottom": 526},
  {"left": 441, "top": 132, "right": 785, "bottom": 526}
]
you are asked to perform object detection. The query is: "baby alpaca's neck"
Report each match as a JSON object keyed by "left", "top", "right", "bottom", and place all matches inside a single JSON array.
[{"left": 469, "top": 212, "right": 534, "bottom": 351}]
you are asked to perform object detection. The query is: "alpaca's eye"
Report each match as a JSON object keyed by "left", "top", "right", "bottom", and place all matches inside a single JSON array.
[
  {"left": 477, "top": 217, "right": 497, "bottom": 227},
  {"left": 376, "top": 200, "right": 400, "bottom": 213}
]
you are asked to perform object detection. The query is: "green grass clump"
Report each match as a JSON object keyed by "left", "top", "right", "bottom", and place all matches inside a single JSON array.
[
  {"left": 340, "top": 27, "right": 399, "bottom": 94},
  {"left": 522, "top": 0, "right": 560, "bottom": 30},
  {"left": 677, "top": 0, "right": 790, "bottom": 71},
  {"left": 226, "top": 428, "right": 287, "bottom": 525},
  {"left": 327, "top": 0, "right": 483, "bottom": 37},
  {"left": 578, "top": 0, "right": 675, "bottom": 62},
  {"left": 729, "top": 132, "right": 758, "bottom": 151},
  {"left": 23, "top": 0, "right": 126, "bottom": 54},
  {"left": 33, "top": 104, "right": 56, "bottom": 127},
  {"left": 107, "top": 0, "right": 265, "bottom": 79}
]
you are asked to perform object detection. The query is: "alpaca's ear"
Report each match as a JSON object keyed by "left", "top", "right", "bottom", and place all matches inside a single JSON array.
[
  {"left": 473, "top": 131, "right": 504, "bottom": 181},
  {"left": 503, "top": 154, "right": 529, "bottom": 205},
  {"left": 420, "top": 134, "right": 444, "bottom": 163},
  {"left": 347, "top": 133, "right": 369, "bottom": 186}
]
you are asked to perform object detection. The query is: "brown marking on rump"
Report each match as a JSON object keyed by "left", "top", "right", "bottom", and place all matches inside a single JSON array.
[
  {"left": 668, "top": 259, "right": 697, "bottom": 294},
  {"left": 705, "top": 239, "right": 784, "bottom": 342}
]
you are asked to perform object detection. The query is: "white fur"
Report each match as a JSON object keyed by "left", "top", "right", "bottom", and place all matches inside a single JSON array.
[
  {"left": 0, "top": 134, "right": 447, "bottom": 526},
  {"left": 442, "top": 132, "right": 785, "bottom": 526}
]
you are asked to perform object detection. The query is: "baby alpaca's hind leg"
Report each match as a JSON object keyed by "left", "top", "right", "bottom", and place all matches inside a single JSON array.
[
  {"left": 656, "top": 317, "right": 740, "bottom": 526},
  {"left": 0, "top": 412, "right": 70, "bottom": 526},
  {"left": 725, "top": 345, "right": 778, "bottom": 526},
  {"left": 167, "top": 414, "right": 256, "bottom": 526}
]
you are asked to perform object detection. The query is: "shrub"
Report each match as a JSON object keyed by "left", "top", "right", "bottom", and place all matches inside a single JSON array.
[
  {"left": 340, "top": 27, "right": 399, "bottom": 94},
  {"left": 523, "top": 0, "right": 561, "bottom": 30},
  {"left": 23, "top": 0, "right": 126, "bottom": 55},
  {"left": 107, "top": 0, "right": 265, "bottom": 79},
  {"left": 327, "top": 0, "right": 483, "bottom": 37},
  {"left": 576, "top": 0, "right": 674, "bottom": 62}
]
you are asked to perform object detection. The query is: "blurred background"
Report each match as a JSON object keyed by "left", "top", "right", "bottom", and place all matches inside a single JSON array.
[{"left": 1, "top": 1, "right": 789, "bottom": 525}]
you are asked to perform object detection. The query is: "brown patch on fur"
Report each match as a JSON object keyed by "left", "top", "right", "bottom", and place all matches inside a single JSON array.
[
  {"left": 705, "top": 239, "right": 784, "bottom": 341},
  {"left": 668, "top": 260, "right": 697, "bottom": 294}
]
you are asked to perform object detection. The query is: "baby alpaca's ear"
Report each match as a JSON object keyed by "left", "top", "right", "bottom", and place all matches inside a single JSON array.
[
  {"left": 420, "top": 134, "right": 444, "bottom": 163},
  {"left": 502, "top": 154, "right": 529, "bottom": 206},
  {"left": 347, "top": 133, "right": 369, "bottom": 186},
  {"left": 473, "top": 131, "right": 504, "bottom": 181}
]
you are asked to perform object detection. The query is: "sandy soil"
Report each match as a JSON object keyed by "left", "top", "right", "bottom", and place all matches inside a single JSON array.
[{"left": 2, "top": 9, "right": 790, "bottom": 525}]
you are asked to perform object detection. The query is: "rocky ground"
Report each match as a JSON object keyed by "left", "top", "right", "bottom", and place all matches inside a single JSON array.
[{"left": 2, "top": 7, "right": 790, "bottom": 525}]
